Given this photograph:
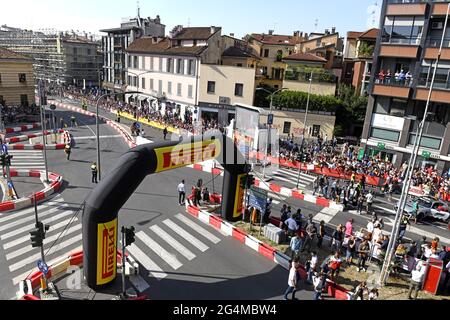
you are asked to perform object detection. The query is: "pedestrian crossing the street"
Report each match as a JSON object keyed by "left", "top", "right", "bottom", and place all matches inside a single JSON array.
[
  {"left": 268, "top": 167, "right": 317, "bottom": 189},
  {"left": 9, "top": 150, "right": 46, "bottom": 171},
  {"left": 0, "top": 198, "right": 224, "bottom": 291}
]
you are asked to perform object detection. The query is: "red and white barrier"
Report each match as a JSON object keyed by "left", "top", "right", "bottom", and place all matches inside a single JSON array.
[
  {"left": 188, "top": 163, "right": 344, "bottom": 211},
  {"left": 0, "top": 170, "right": 63, "bottom": 212},
  {"left": 7, "top": 144, "right": 66, "bottom": 150},
  {"left": 5, "top": 130, "right": 65, "bottom": 144},
  {"left": 5, "top": 123, "right": 40, "bottom": 134}
]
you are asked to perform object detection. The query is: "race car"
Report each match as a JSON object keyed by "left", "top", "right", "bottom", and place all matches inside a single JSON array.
[{"left": 394, "top": 196, "right": 450, "bottom": 223}]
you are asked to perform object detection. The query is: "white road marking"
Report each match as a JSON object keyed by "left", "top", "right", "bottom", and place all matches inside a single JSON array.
[
  {"left": 0, "top": 198, "right": 65, "bottom": 223},
  {"left": 9, "top": 234, "right": 82, "bottom": 272},
  {"left": 163, "top": 220, "right": 209, "bottom": 252},
  {"left": 136, "top": 232, "right": 183, "bottom": 270},
  {"left": 74, "top": 135, "right": 123, "bottom": 140},
  {"left": 313, "top": 207, "right": 340, "bottom": 224},
  {"left": 175, "top": 214, "right": 221, "bottom": 244},
  {"left": 128, "top": 245, "right": 168, "bottom": 280},
  {"left": 150, "top": 225, "right": 196, "bottom": 261},
  {"left": 0, "top": 206, "right": 71, "bottom": 232}
]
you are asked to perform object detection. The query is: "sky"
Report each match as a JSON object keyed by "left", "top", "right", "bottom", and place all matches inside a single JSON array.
[{"left": 0, "top": 0, "right": 381, "bottom": 38}]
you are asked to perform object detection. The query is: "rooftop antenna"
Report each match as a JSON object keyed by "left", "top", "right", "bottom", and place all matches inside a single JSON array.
[
  {"left": 137, "top": 0, "right": 141, "bottom": 19},
  {"left": 188, "top": 17, "right": 191, "bottom": 28},
  {"left": 372, "top": 1, "right": 379, "bottom": 27},
  {"left": 314, "top": 19, "right": 319, "bottom": 33}
]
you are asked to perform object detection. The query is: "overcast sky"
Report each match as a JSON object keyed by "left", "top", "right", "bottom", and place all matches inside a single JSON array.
[{"left": 0, "top": 0, "right": 381, "bottom": 38}]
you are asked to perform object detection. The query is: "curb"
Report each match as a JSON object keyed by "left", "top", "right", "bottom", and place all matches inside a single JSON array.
[
  {"left": 51, "top": 101, "right": 137, "bottom": 149},
  {"left": 5, "top": 130, "right": 65, "bottom": 144},
  {"left": 188, "top": 163, "right": 344, "bottom": 211},
  {"left": 5, "top": 123, "right": 40, "bottom": 134},
  {"left": 0, "top": 170, "right": 63, "bottom": 212},
  {"left": 185, "top": 201, "right": 351, "bottom": 300}
]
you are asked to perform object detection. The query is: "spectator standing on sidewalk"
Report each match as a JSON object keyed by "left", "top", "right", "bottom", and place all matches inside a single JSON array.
[
  {"left": 307, "top": 251, "right": 318, "bottom": 284},
  {"left": 357, "top": 194, "right": 365, "bottom": 215},
  {"left": 357, "top": 239, "right": 370, "bottom": 272},
  {"left": 290, "top": 234, "right": 302, "bottom": 259},
  {"left": 317, "top": 221, "right": 326, "bottom": 249},
  {"left": 285, "top": 216, "right": 299, "bottom": 239},
  {"left": 366, "top": 191, "right": 374, "bottom": 215},
  {"left": 346, "top": 236, "right": 357, "bottom": 265},
  {"left": 408, "top": 261, "right": 427, "bottom": 300},
  {"left": 163, "top": 127, "right": 168, "bottom": 140},
  {"left": 331, "top": 225, "right": 344, "bottom": 254},
  {"left": 302, "top": 222, "right": 317, "bottom": 253},
  {"left": 313, "top": 272, "right": 325, "bottom": 300},
  {"left": 177, "top": 180, "right": 186, "bottom": 206},
  {"left": 350, "top": 281, "right": 367, "bottom": 300},
  {"left": 91, "top": 162, "right": 98, "bottom": 184},
  {"left": 283, "top": 258, "right": 300, "bottom": 300},
  {"left": 345, "top": 219, "right": 354, "bottom": 238}
]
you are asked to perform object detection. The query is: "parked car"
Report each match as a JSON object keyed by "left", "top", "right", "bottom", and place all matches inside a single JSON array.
[{"left": 394, "top": 196, "right": 450, "bottom": 223}]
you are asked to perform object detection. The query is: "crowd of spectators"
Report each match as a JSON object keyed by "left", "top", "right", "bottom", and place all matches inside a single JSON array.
[{"left": 0, "top": 104, "right": 39, "bottom": 124}]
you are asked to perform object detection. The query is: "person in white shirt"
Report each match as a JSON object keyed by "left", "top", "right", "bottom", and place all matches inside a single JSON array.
[
  {"left": 408, "top": 261, "right": 427, "bottom": 300},
  {"left": 367, "top": 218, "right": 375, "bottom": 234},
  {"left": 177, "top": 180, "right": 186, "bottom": 206},
  {"left": 283, "top": 259, "right": 300, "bottom": 300},
  {"left": 365, "top": 191, "right": 374, "bottom": 214},
  {"left": 307, "top": 251, "right": 318, "bottom": 284}
]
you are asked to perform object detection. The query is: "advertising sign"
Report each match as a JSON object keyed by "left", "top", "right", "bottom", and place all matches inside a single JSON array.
[
  {"left": 96, "top": 218, "right": 118, "bottom": 286},
  {"left": 233, "top": 174, "right": 246, "bottom": 218}
]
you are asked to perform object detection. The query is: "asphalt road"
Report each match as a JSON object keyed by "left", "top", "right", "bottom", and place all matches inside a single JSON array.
[{"left": 0, "top": 103, "right": 315, "bottom": 300}]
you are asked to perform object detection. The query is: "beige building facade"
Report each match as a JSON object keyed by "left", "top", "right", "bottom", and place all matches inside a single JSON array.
[{"left": 0, "top": 48, "right": 35, "bottom": 106}]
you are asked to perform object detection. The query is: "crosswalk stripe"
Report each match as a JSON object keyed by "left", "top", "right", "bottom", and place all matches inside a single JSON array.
[
  {"left": 0, "top": 206, "right": 71, "bottom": 232},
  {"left": 4, "top": 217, "right": 79, "bottom": 250},
  {"left": 271, "top": 174, "right": 308, "bottom": 187},
  {"left": 0, "top": 198, "right": 65, "bottom": 224},
  {"left": 12, "top": 245, "right": 83, "bottom": 285},
  {"left": 163, "top": 220, "right": 209, "bottom": 252},
  {"left": 5, "top": 224, "right": 82, "bottom": 261},
  {"left": 149, "top": 225, "right": 196, "bottom": 261},
  {"left": 313, "top": 207, "right": 340, "bottom": 224},
  {"left": 175, "top": 214, "right": 221, "bottom": 244},
  {"left": 1, "top": 211, "right": 76, "bottom": 241},
  {"left": 135, "top": 232, "right": 183, "bottom": 270},
  {"left": 9, "top": 234, "right": 83, "bottom": 272},
  {"left": 128, "top": 245, "right": 168, "bottom": 280},
  {"left": 279, "top": 168, "right": 317, "bottom": 182}
]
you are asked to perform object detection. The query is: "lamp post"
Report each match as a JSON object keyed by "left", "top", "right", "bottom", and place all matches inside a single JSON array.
[
  {"left": 296, "top": 71, "right": 314, "bottom": 189},
  {"left": 378, "top": 2, "right": 450, "bottom": 286},
  {"left": 95, "top": 91, "right": 142, "bottom": 181},
  {"left": 256, "top": 87, "right": 288, "bottom": 179}
]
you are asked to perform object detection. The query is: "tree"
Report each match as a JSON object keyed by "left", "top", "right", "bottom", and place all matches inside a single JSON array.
[
  {"left": 358, "top": 42, "right": 375, "bottom": 59},
  {"left": 334, "top": 84, "right": 369, "bottom": 137}
]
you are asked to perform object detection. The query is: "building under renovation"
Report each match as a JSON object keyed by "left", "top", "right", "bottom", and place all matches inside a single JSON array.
[{"left": 0, "top": 25, "right": 103, "bottom": 89}]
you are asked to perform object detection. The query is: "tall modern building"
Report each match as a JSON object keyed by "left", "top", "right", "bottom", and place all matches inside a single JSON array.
[
  {"left": 361, "top": 0, "right": 450, "bottom": 174},
  {"left": 0, "top": 25, "right": 102, "bottom": 88},
  {"left": 101, "top": 13, "right": 165, "bottom": 93}
]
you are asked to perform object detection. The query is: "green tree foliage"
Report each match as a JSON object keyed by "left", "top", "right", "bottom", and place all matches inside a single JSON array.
[
  {"left": 358, "top": 42, "right": 375, "bottom": 58},
  {"left": 270, "top": 90, "right": 342, "bottom": 112},
  {"left": 337, "top": 84, "right": 368, "bottom": 122}
]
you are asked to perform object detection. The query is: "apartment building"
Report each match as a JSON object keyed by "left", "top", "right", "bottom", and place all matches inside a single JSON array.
[
  {"left": 101, "top": 14, "right": 165, "bottom": 93},
  {"left": 0, "top": 47, "right": 34, "bottom": 107},
  {"left": 247, "top": 31, "right": 306, "bottom": 88},
  {"left": 361, "top": 0, "right": 450, "bottom": 173},
  {"left": 342, "top": 28, "right": 379, "bottom": 95}
]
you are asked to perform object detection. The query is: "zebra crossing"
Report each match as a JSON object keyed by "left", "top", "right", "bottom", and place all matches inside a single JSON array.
[
  {"left": 0, "top": 196, "right": 224, "bottom": 290},
  {"left": 269, "top": 167, "right": 317, "bottom": 189},
  {"left": 9, "top": 150, "right": 46, "bottom": 171}
]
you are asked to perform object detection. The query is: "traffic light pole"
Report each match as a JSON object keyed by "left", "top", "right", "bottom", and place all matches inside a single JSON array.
[
  {"left": 39, "top": 81, "right": 49, "bottom": 183},
  {"left": 34, "top": 193, "right": 47, "bottom": 290}
]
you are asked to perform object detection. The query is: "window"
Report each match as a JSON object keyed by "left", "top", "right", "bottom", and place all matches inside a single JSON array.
[
  {"left": 141, "top": 57, "right": 145, "bottom": 69},
  {"left": 73, "top": 47, "right": 78, "bottom": 55},
  {"left": 188, "top": 85, "right": 193, "bottom": 98},
  {"left": 283, "top": 122, "right": 292, "bottom": 134},
  {"left": 168, "top": 81, "right": 172, "bottom": 94},
  {"left": 237, "top": 63, "right": 243, "bottom": 67},
  {"left": 177, "top": 83, "right": 182, "bottom": 96},
  {"left": 0, "top": 74, "right": 2, "bottom": 83},
  {"left": 264, "top": 49, "right": 269, "bottom": 57},
  {"left": 158, "top": 80, "right": 163, "bottom": 94},
  {"left": 177, "top": 59, "right": 184, "bottom": 74},
  {"left": 150, "top": 78, "right": 154, "bottom": 90},
  {"left": 316, "top": 39, "right": 321, "bottom": 47},
  {"left": 235, "top": 83, "right": 244, "bottom": 97},
  {"left": 374, "top": 97, "right": 407, "bottom": 117},
  {"left": 370, "top": 127, "right": 400, "bottom": 142},
  {"left": 141, "top": 78, "right": 146, "bottom": 89},
  {"left": 408, "top": 134, "right": 442, "bottom": 150},
  {"left": 382, "top": 16, "right": 424, "bottom": 45},
  {"left": 312, "top": 125, "right": 321, "bottom": 137},
  {"left": 150, "top": 57, "right": 154, "bottom": 70},
  {"left": 0, "top": 95, "right": 4, "bottom": 105},
  {"left": 19, "top": 73, "right": 27, "bottom": 83},
  {"left": 133, "top": 56, "right": 138, "bottom": 69},
  {"left": 193, "top": 40, "right": 197, "bottom": 46},
  {"left": 167, "top": 58, "right": 173, "bottom": 73},
  {"left": 20, "top": 94, "right": 29, "bottom": 106},
  {"left": 188, "top": 59, "right": 196, "bottom": 76},
  {"left": 159, "top": 58, "right": 163, "bottom": 71},
  {"left": 177, "top": 40, "right": 182, "bottom": 46},
  {"left": 207, "top": 81, "right": 216, "bottom": 93}
]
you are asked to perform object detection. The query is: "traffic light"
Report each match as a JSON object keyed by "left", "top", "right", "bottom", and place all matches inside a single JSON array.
[
  {"left": 301, "top": 153, "right": 308, "bottom": 163},
  {"left": 124, "top": 226, "right": 135, "bottom": 247},
  {"left": 30, "top": 222, "right": 49, "bottom": 248}
]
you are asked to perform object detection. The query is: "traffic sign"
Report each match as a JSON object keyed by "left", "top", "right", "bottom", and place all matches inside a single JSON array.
[
  {"left": 377, "top": 143, "right": 386, "bottom": 150},
  {"left": 37, "top": 260, "right": 49, "bottom": 275},
  {"left": 267, "top": 114, "right": 274, "bottom": 126},
  {"left": 248, "top": 186, "right": 268, "bottom": 213},
  {"left": 422, "top": 151, "right": 432, "bottom": 159}
]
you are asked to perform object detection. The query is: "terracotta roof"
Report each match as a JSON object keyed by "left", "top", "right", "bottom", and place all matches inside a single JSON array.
[
  {"left": 251, "top": 33, "right": 300, "bottom": 46},
  {"left": 283, "top": 52, "right": 327, "bottom": 63},
  {"left": 359, "top": 28, "right": 379, "bottom": 40},
  {"left": 171, "top": 27, "right": 221, "bottom": 40},
  {"left": 0, "top": 47, "right": 32, "bottom": 60},
  {"left": 347, "top": 31, "right": 363, "bottom": 39},
  {"left": 222, "top": 46, "right": 260, "bottom": 59},
  {"left": 126, "top": 37, "right": 207, "bottom": 56}
]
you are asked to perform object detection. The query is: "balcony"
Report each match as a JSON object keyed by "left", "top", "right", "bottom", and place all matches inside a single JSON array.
[
  {"left": 425, "top": 38, "right": 450, "bottom": 60},
  {"left": 416, "top": 78, "right": 450, "bottom": 103},
  {"left": 379, "top": 42, "right": 420, "bottom": 58},
  {"left": 373, "top": 75, "right": 412, "bottom": 98},
  {"left": 386, "top": 1, "right": 427, "bottom": 16}
]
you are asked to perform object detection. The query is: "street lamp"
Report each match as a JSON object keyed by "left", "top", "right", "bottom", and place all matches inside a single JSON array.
[
  {"left": 295, "top": 71, "right": 314, "bottom": 189},
  {"left": 255, "top": 87, "right": 288, "bottom": 179},
  {"left": 378, "top": 2, "right": 450, "bottom": 286},
  {"left": 95, "top": 91, "right": 142, "bottom": 181}
]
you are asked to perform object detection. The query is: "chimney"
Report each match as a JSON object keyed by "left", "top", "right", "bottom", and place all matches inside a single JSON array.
[
  {"left": 332, "top": 27, "right": 336, "bottom": 34},
  {"left": 325, "top": 29, "right": 330, "bottom": 35},
  {"left": 211, "top": 26, "right": 216, "bottom": 34},
  {"left": 268, "top": 30, "right": 274, "bottom": 35},
  {"left": 293, "top": 31, "right": 300, "bottom": 37},
  {"left": 230, "top": 33, "right": 235, "bottom": 37}
]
